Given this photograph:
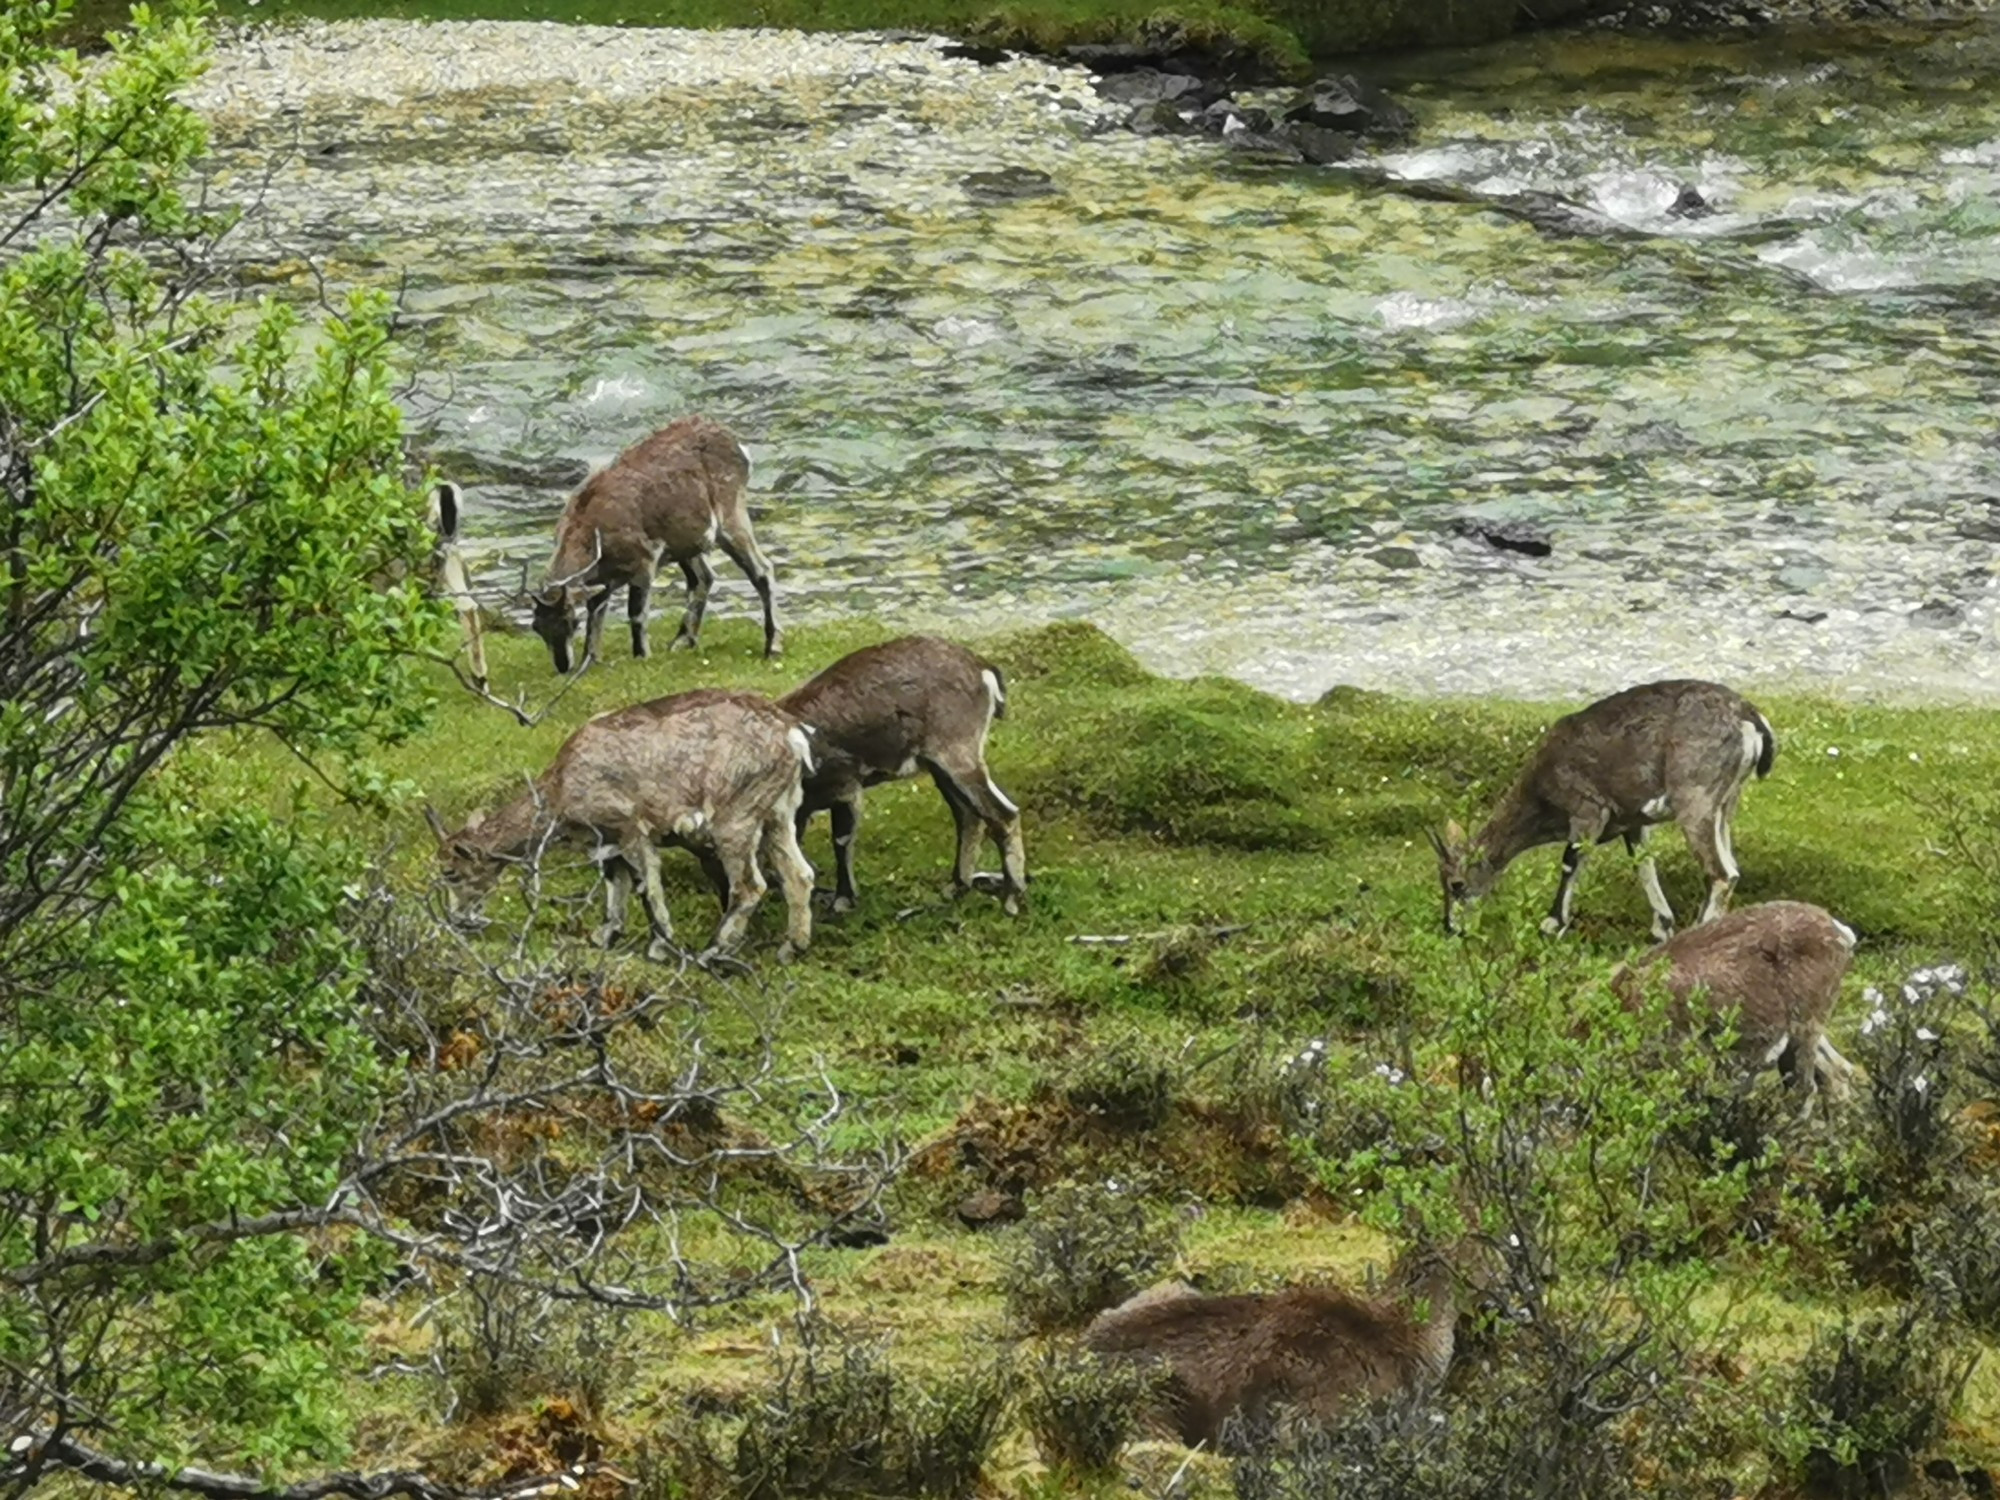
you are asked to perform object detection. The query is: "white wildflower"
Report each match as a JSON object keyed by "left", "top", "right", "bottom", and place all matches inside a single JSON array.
[
  {"left": 1827, "top": 746, "right": 1841, "bottom": 757},
  {"left": 1918, "top": 1027, "right": 1938, "bottom": 1042},
  {"left": 1912, "top": 1075, "right": 1930, "bottom": 1095}
]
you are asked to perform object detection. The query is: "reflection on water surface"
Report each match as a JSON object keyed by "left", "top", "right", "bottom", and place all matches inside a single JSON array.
[{"left": 193, "top": 18, "right": 2000, "bottom": 699}]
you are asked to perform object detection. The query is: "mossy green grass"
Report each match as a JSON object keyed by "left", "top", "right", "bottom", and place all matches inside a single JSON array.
[{"left": 192, "top": 616, "right": 2000, "bottom": 1482}]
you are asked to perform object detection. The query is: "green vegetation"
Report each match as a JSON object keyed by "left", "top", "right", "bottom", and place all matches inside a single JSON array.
[{"left": 17, "top": 2, "right": 2000, "bottom": 1496}]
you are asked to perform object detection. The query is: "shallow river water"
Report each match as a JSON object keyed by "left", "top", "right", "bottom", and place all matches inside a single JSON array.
[{"left": 190, "top": 17, "right": 2000, "bottom": 700}]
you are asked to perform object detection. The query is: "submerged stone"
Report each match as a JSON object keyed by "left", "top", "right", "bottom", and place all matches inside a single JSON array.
[
  {"left": 1281, "top": 74, "right": 1415, "bottom": 142},
  {"left": 961, "top": 166, "right": 1058, "bottom": 203}
]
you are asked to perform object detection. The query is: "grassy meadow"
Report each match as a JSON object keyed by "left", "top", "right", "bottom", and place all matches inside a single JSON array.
[{"left": 188, "top": 611, "right": 2000, "bottom": 1493}]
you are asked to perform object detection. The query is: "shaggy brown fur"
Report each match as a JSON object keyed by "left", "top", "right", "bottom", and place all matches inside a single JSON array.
[
  {"left": 1431, "top": 679, "right": 1776, "bottom": 940},
  {"left": 426, "top": 689, "right": 813, "bottom": 962},
  {"left": 1615, "top": 899, "right": 1857, "bottom": 1098},
  {"left": 1083, "top": 1249, "right": 1462, "bottom": 1449},
  {"left": 779, "top": 635, "right": 1025, "bottom": 913},
  {"left": 531, "top": 416, "right": 776, "bottom": 673}
]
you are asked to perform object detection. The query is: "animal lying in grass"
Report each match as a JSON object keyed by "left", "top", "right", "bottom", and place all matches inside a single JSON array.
[
  {"left": 425, "top": 689, "right": 814, "bottom": 962},
  {"left": 1430, "top": 678, "right": 1776, "bottom": 939},
  {"left": 1082, "top": 1243, "right": 1471, "bottom": 1448},
  {"left": 528, "top": 416, "right": 779, "bottom": 674},
  {"left": 779, "top": 634, "right": 1026, "bottom": 913},
  {"left": 1613, "top": 899, "right": 1857, "bottom": 1102}
]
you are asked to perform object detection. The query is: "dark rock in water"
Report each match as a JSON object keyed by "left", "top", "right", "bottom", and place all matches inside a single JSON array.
[
  {"left": 1776, "top": 607, "right": 1829, "bottom": 624},
  {"left": 1286, "top": 121, "right": 1358, "bottom": 164},
  {"left": 1668, "top": 183, "right": 1713, "bottom": 218},
  {"left": 962, "top": 166, "right": 1058, "bottom": 203},
  {"left": 1226, "top": 130, "right": 1303, "bottom": 161},
  {"left": 1958, "top": 516, "right": 2000, "bottom": 543},
  {"left": 956, "top": 1189, "right": 1025, "bottom": 1230},
  {"left": 1127, "top": 100, "right": 1199, "bottom": 136},
  {"left": 1198, "top": 100, "right": 1274, "bottom": 135},
  {"left": 1370, "top": 545, "right": 1422, "bottom": 570},
  {"left": 940, "top": 40, "right": 1013, "bottom": 64},
  {"left": 1911, "top": 600, "right": 1965, "bottom": 628},
  {"left": 1453, "top": 517, "right": 1552, "bottom": 557},
  {"left": 1095, "top": 67, "right": 1204, "bottom": 106},
  {"left": 1281, "top": 74, "right": 1415, "bottom": 142},
  {"left": 826, "top": 1220, "right": 892, "bottom": 1249}
]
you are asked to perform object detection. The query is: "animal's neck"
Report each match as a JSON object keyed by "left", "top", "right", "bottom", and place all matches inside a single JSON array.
[
  {"left": 467, "top": 783, "right": 550, "bottom": 860},
  {"left": 1472, "top": 786, "right": 1561, "bottom": 882}
]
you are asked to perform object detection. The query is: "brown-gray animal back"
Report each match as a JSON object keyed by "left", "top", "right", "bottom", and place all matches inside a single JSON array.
[
  {"left": 1082, "top": 1252, "right": 1459, "bottom": 1448},
  {"left": 532, "top": 416, "right": 778, "bottom": 673},
  {"left": 779, "top": 634, "right": 1025, "bottom": 913},
  {"left": 1617, "top": 899, "right": 1856, "bottom": 1099},
  {"left": 1434, "top": 678, "right": 1775, "bottom": 940}
]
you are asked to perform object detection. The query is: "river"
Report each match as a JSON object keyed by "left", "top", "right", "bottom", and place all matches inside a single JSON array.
[{"left": 189, "top": 16, "right": 2000, "bottom": 701}]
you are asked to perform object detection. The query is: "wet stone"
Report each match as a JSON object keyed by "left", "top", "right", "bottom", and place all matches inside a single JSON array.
[
  {"left": 1280, "top": 73, "right": 1415, "bottom": 142},
  {"left": 1911, "top": 600, "right": 1965, "bottom": 628},
  {"left": 1095, "top": 68, "right": 1204, "bottom": 106},
  {"left": 1453, "top": 517, "right": 1553, "bottom": 557},
  {"left": 1668, "top": 182, "right": 1714, "bottom": 218},
  {"left": 962, "top": 166, "right": 1058, "bottom": 203},
  {"left": 1127, "top": 100, "right": 1200, "bottom": 136},
  {"left": 1286, "top": 121, "right": 1359, "bottom": 164},
  {"left": 1371, "top": 545, "right": 1422, "bottom": 569}
]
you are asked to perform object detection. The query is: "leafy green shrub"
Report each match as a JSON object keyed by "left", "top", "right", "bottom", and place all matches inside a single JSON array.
[
  {"left": 1020, "top": 1345, "right": 1159, "bottom": 1478},
  {"left": 1770, "top": 1304, "right": 1976, "bottom": 1499},
  {"left": 1061, "top": 1033, "right": 1179, "bottom": 1133},
  {"left": 731, "top": 1340, "right": 1006, "bottom": 1499},
  {"left": 999, "top": 1181, "right": 1183, "bottom": 1332},
  {"left": 1856, "top": 967, "right": 1969, "bottom": 1196},
  {"left": 1248, "top": 919, "right": 1416, "bottom": 1028},
  {"left": 1913, "top": 1190, "right": 2000, "bottom": 1340}
]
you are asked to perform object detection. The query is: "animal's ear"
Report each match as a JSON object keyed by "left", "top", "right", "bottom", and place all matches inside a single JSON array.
[
  {"left": 1425, "top": 827, "right": 1447, "bottom": 857},
  {"left": 465, "top": 809, "right": 487, "bottom": 833},
  {"left": 422, "top": 804, "right": 449, "bottom": 844},
  {"left": 433, "top": 481, "right": 462, "bottom": 542},
  {"left": 1444, "top": 819, "right": 1465, "bottom": 847}
]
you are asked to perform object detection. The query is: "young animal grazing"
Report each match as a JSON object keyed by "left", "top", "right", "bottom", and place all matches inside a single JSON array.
[
  {"left": 531, "top": 416, "right": 778, "bottom": 674},
  {"left": 430, "top": 481, "right": 490, "bottom": 690},
  {"left": 424, "top": 690, "right": 814, "bottom": 962},
  {"left": 778, "top": 635, "right": 1026, "bottom": 914},
  {"left": 1614, "top": 900, "right": 1857, "bottom": 1102},
  {"left": 1083, "top": 1243, "right": 1467, "bottom": 1449},
  {"left": 1429, "top": 679, "right": 1776, "bottom": 940}
]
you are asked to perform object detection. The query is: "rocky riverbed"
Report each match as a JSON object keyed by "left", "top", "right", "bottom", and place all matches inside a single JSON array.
[{"left": 186, "top": 17, "right": 2000, "bottom": 703}]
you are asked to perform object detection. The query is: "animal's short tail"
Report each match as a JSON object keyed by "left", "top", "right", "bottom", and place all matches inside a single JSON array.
[
  {"left": 1750, "top": 708, "right": 1777, "bottom": 779},
  {"left": 981, "top": 664, "right": 1007, "bottom": 721}
]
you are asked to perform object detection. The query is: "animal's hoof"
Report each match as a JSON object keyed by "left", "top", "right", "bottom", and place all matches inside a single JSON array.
[
  {"left": 669, "top": 636, "right": 697, "bottom": 653},
  {"left": 646, "top": 937, "right": 677, "bottom": 963},
  {"left": 833, "top": 893, "right": 855, "bottom": 914},
  {"left": 1651, "top": 922, "right": 1676, "bottom": 943},
  {"left": 1003, "top": 893, "right": 1021, "bottom": 917},
  {"left": 776, "top": 940, "right": 807, "bottom": 963},
  {"left": 765, "top": 634, "right": 785, "bottom": 659},
  {"left": 1538, "top": 916, "right": 1568, "bottom": 938},
  {"left": 592, "top": 924, "right": 621, "bottom": 950}
]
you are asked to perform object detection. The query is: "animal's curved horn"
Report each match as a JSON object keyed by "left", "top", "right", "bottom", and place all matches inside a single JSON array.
[
  {"left": 542, "top": 529, "right": 605, "bottom": 593},
  {"left": 422, "top": 804, "right": 450, "bottom": 844}
]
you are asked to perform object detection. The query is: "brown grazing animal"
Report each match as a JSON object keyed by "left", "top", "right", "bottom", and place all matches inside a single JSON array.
[
  {"left": 1614, "top": 900, "right": 1857, "bottom": 1100},
  {"left": 531, "top": 417, "right": 778, "bottom": 673},
  {"left": 424, "top": 690, "right": 814, "bottom": 962},
  {"left": 1083, "top": 1245, "right": 1465, "bottom": 1449},
  {"left": 778, "top": 636, "right": 1026, "bottom": 914},
  {"left": 1430, "top": 679, "right": 1776, "bottom": 940}
]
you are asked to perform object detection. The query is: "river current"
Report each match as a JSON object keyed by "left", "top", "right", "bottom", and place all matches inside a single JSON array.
[{"left": 190, "top": 17, "right": 2000, "bottom": 700}]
